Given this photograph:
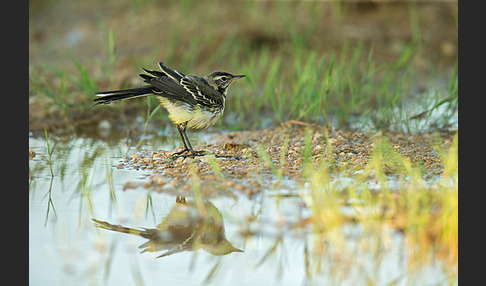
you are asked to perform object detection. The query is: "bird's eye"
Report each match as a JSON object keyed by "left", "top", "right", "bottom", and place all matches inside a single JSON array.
[{"left": 220, "top": 76, "right": 227, "bottom": 81}]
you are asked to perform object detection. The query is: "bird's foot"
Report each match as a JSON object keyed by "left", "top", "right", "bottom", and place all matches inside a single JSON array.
[{"left": 171, "top": 148, "right": 207, "bottom": 159}]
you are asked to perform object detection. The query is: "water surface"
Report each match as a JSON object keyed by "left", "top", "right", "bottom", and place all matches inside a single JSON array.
[{"left": 29, "top": 133, "right": 453, "bottom": 285}]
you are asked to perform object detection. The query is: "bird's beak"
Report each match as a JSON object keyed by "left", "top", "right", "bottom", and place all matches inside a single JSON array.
[{"left": 234, "top": 74, "right": 245, "bottom": 79}]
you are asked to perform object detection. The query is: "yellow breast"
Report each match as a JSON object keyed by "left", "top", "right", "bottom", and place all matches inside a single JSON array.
[{"left": 158, "top": 98, "right": 223, "bottom": 129}]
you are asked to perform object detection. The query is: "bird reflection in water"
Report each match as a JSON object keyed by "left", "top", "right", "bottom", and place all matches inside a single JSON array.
[{"left": 92, "top": 197, "right": 243, "bottom": 258}]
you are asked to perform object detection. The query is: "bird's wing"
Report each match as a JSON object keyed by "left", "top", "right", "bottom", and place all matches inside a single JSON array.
[
  {"left": 184, "top": 76, "right": 224, "bottom": 108},
  {"left": 158, "top": 62, "right": 186, "bottom": 83},
  {"left": 139, "top": 64, "right": 223, "bottom": 108},
  {"left": 155, "top": 245, "right": 186, "bottom": 258},
  {"left": 139, "top": 72, "right": 198, "bottom": 106}
]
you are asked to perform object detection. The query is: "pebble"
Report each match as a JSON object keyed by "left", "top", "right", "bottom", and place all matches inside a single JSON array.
[
  {"left": 161, "top": 183, "right": 175, "bottom": 192},
  {"left": 122, "top": 181, "right": 138, "bottom": 190},
  {"left": 132, "top": 154, "right": 142, "bottom": 161},
  {"left": 153, "top": 175, "right": 166, "bottom": 185},
  {"left": 114, "top": 125, "right": 454, "bottom": 197},
  {"left": 313, "top": 145, "right": 323, "bottom": 154}
]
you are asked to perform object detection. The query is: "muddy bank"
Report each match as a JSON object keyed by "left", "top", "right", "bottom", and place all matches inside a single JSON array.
[{"left": 118, "top": 123, "right": 455, "bottom": 196}]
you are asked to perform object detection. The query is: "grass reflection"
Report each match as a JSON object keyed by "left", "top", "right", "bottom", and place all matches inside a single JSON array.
[{"left": 298, "top": 133, "right": 458, "bottom": 283}]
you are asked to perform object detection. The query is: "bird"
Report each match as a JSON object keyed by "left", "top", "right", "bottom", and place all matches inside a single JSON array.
[
  {"left": 92, "top": 197, "right": 243, "bottom": 258},
  {"left": 93, "top": 62, "right": 245, "bottom": 159}
]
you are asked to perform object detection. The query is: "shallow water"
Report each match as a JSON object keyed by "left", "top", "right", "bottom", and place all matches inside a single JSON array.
[{"left": 29, "top": 133, "right": 453, "bottom": 285}]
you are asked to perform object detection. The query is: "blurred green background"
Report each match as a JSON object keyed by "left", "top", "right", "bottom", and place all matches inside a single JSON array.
[{"left": 29, "top": 0, "right": 458, "bottom": 133}]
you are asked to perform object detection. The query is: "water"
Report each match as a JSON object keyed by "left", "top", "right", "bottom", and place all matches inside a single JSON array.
[{"left": 29, "top": 133, "right": 453, "bottom": 285}]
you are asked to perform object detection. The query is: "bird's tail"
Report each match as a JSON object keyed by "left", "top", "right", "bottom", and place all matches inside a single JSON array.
[
  {"left": 92, "top": 218, "right": 146, "bottom": 236},
  {"left": 93, "top": 86, "right": 154, "bottom": 106}
]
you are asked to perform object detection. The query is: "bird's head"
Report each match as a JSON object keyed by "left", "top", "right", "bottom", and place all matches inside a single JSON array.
[{"left": 205, "top": 71, "right": 245, "bottom": 95}]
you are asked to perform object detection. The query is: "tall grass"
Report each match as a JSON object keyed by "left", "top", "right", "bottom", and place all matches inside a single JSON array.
[
  {"left": 228, "top": 40, "right": 449, "bottom": 132},
  {"left": 300, "top": 132, "right": 458, "bottom": 282}
]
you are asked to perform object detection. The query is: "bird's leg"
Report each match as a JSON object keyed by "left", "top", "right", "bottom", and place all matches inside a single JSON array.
[
  {"left": 171, "top": 123, "right": 206, "bottom": 157},
  {"left": 177, "top": 123, "right": 189, "bottom": 151},
  {"left": 175, "top": 196, "right": 186, "bottom": 204},
  {"left": 171, "top": 123, "right": 240, "bottom": 161}
]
